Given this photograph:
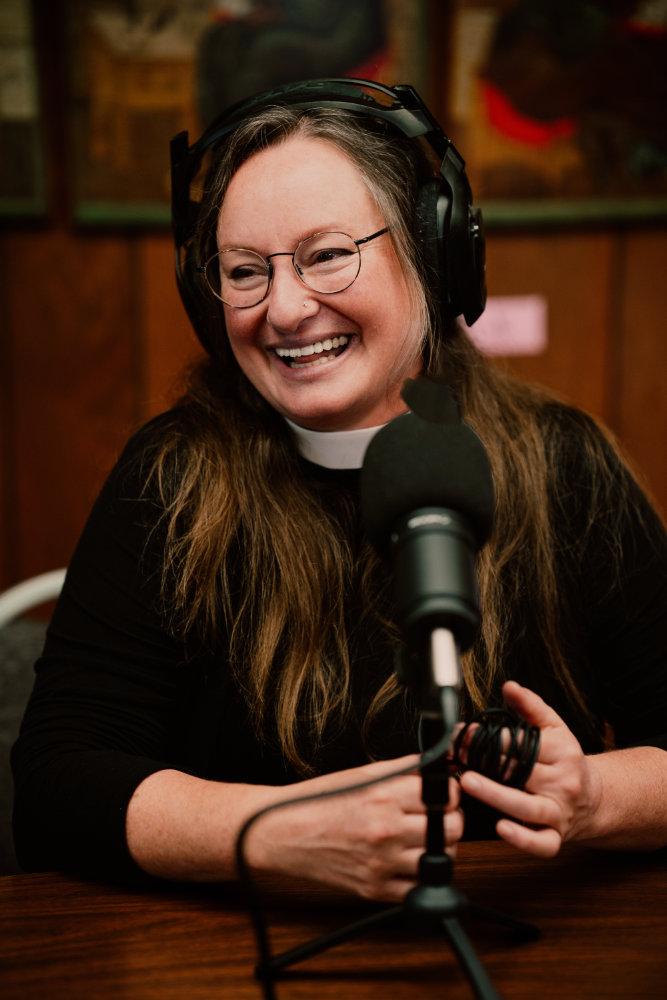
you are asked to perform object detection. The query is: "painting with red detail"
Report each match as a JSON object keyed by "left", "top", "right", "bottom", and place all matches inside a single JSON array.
[{"left": 448, "top": 1, "right": 667, "bottom": 216}]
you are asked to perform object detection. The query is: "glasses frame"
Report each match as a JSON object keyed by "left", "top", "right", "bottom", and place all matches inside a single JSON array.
[{"left": 198, "top": 227, "right": 389, "bottom": 308}]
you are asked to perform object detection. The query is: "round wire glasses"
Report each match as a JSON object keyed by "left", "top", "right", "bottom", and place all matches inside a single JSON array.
[{"left": 198, "top": 228, "right": 389, "bottom": 308}]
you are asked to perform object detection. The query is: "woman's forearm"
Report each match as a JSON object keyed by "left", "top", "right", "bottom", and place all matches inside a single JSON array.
[
  {"left": 124, "top": 755, "right": 463, "bottom": 901},
  {"left": 579, "top": 745, "right": 667, "bottom": 851},
  {"left": 125, "top": 769, "right": 284, "bottom": 882}
]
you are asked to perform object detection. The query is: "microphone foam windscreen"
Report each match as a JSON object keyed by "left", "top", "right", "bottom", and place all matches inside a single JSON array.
[{"left": 360, "top": 380, "right": 495, "bottom": 554}]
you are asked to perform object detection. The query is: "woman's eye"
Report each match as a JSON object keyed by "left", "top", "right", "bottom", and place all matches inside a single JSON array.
[
  {"left": 317, "top": 248, "right": 351, "bottom": 263},
  {"left": 227, "top": 264, "right": 266, "bottom": 285},
  {"left": 305, "top": 247, "right": 354, "bottom": 269}
]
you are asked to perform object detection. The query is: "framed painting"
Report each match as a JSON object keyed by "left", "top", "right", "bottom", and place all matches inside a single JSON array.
[
  {"left": 0, "top": 0, "right": 46, "bottom": 219},
  {"left": 65, "top": 0, "right": 430, "bottom": 225},
  {"left": 445, "top": 0, "right": 667, "bottom": 224}
]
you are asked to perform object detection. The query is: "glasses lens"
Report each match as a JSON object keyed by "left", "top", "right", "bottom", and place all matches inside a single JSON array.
[
  {"left": 295, "top": 233, "right": 360, "bottom": 293},
  {"left": 205, "top": 249, "right": 269, "bottom": 307}
]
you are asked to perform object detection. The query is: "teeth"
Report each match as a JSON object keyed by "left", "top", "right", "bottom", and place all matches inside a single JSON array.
[
  {"left": 289, "top": 355, "right": 337, "bottom": 369},
  {"left": 275, "top": 335, "right": 349, "bottom": 359}
]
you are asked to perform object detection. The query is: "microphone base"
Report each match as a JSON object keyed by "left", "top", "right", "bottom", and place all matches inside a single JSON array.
[
  {"left": 255, "top": 814, "right": 539, "bottom": 1000},
  {"left": 256, "top": 858, "right": 538, "bottom": 1000},
  {"left": 253, "top": 707, "right": 538, "bottom": 1000}
]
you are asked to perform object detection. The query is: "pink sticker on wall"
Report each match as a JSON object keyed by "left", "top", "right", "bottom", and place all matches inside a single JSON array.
[{"left": 463, "top": 295, "right": 548, "bottom": 356}]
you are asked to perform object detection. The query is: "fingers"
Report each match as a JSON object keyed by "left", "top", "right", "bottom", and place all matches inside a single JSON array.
[
  {"left": 495, "top": 818, "right": 562, "bottom": 858},
  {"left": 502, "top": 680, "right": 565, "bottom": 731},
  {"left": 446, "top": 804, "right": 465, "bottom": 846},
  {"left": 461, "top": 771, "right": 557, "bottom": 826},
  {"left": 270, "top": 761, "right": 465, "bottom": 903},
  {"left": 447, "top": 775, "right": 462, "bottom": 811},
  {"left": 364, "top": 806, "right": 465, "bottom": 902},
  {"left": 310, "top": 753, "right": 422, "bottom": 796},
  {"left": 459, "top": 758, "right": 567, "bottom": 858},
  {"left": 382, "top": 877, "right": 419, "bottom": 903}
]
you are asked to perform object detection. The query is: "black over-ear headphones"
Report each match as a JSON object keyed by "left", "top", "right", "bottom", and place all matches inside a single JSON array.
[{"left": 170, "top": 78, "right": 486, "bottom": 356}]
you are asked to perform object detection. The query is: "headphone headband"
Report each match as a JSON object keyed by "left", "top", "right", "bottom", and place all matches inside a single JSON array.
[{"left": 170, "top": 78, "right": 486, "bottom": 353}]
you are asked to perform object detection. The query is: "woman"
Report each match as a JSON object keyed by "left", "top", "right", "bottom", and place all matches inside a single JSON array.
[{"left": 12, "top": 81, "right": 667, "bottom": 899}]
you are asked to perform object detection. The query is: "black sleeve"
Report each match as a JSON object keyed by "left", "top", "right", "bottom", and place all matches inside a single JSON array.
[
  {"left": 584, "top": 478, "right": 667, "bottom": 752},
  {"left": 11, "top": 416, "right": 192, "bottom": 881},
  {"left": 552, "top": 408, "right": 667, "bottom": 753}
]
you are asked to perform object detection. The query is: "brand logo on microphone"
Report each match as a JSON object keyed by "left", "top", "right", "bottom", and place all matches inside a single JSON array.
[
  {"left": 390, "top": 511, "right": 455, "bottom": 545},
  {"left": 407, "top": 512, "right": 453, "bottom": 531}
]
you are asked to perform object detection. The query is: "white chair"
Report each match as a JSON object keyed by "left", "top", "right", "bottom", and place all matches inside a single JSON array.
[
  {"left": 0, "top": 569, "right": 67, "bottom": 628},
  {"left": 0, "top": 569, "right": 66, "bottom": 873}
]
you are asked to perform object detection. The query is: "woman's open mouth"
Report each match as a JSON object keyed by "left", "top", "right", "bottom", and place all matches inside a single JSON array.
[{"left": 274, "top": 335, "right": 350, "bottom": 368}]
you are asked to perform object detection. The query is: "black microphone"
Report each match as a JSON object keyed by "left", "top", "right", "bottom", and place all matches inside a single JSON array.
[{"left": 360, "top": 379, "right": 495, "bottom": 723}]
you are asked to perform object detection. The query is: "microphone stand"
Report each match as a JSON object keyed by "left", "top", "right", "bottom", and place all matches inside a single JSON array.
[{"left": 252, "top": 630, "right": 539, "bottom": 1000}]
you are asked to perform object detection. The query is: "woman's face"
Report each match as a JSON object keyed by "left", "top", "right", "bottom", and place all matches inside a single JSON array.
[{"left": 216, "top": 135, "right": 422, "bottom": 431}]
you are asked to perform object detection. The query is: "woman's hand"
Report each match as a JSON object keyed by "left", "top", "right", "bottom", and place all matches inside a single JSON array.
[
  {"left": 128, "top": 698, "right": 664, "bottom": 888},
  {"left": 458, "top": 681, "right": 603, "bottom": 857},
  {"left": 246, "top": 754, "right": 464, "bottom": 903}
]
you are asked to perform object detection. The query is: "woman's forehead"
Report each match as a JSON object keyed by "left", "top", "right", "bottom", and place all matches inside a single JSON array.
[{"left": 216, "top": 135, "right": 383, "bottom": 246}]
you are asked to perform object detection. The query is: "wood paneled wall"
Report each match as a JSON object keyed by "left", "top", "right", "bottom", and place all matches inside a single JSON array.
[
  {"left": 1, "top": 1, "right": 665, "bottom": 590},
  {"left": 485, "top": 228, "right": 667, "bottom": 511},
  {"left": 0, "top": 229, "right": 198, "bottom": 587},
  {"left": 1, "top": 223, "right": 665, "bottom": 592}
]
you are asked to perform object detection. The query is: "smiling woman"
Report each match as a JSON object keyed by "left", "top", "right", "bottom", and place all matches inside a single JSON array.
[
  {"left": 11, "top": 80, "right": 667, "bottom": 896},
  {"left": 214, "top": 134, "right": 419, "bottom": 431}
]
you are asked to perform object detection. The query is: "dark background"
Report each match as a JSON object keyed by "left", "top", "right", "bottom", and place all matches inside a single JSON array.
[{"left": 1, "top": 0, "right": 665, "bottom": 591}]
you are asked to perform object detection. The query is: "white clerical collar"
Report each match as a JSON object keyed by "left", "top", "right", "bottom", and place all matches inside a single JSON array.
[{"left": 284, "top": 418, "right": 386, "bottom": 470}]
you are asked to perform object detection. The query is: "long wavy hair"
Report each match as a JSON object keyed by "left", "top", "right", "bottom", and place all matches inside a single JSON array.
[{"left": 148, "top": 105, "right": 639, "bottom": 772}]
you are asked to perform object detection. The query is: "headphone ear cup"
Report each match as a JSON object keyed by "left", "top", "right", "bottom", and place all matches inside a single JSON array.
[
  {"left": 177, "top": 237, "right": 226, "bottom": 357},
  {"left": 463, "top": 206, "right": 486, "bottom": 327},
  {"left": 415, "top": 179, "right": 448, "bottom": 319},
  {"left": 415, "top": 177, "right": 486, "bottom": 328},
  {"left": 447, "top": 175, "right": 486, "bottom": 326}
]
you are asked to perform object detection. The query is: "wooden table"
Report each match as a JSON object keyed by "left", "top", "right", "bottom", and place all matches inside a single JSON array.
[{"left": 1, "top": 841, "right": 666, "bottom": 999}]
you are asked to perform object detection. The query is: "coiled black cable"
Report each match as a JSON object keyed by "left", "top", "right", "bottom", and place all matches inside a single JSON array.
[{"left": 452, "top": 708, "right": 540, "bottom": 790}]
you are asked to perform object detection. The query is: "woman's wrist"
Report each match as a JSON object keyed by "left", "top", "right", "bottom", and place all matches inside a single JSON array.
[{"left": 575, "top": 747, "right": 667, "bottom": 851}]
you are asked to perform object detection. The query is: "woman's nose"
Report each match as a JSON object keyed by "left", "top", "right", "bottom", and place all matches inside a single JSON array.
[{"left": 265, "top": 259, "right": 317, "bottom": 330}]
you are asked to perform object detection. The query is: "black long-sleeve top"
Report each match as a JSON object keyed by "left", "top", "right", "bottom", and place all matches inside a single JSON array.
[{"left": 11, "top": 405, "right": 667, "bottom": 881}]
